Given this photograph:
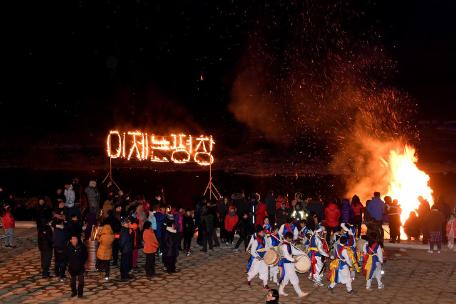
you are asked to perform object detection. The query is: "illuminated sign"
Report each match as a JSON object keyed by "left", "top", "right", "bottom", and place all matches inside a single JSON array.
[{"left": 106, "top": 131, "right": 214, "bottom": 166}]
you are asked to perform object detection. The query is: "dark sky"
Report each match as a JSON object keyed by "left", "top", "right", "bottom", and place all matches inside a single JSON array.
[{"left": 1, "top": 0, "right": 456, "bottom": 148}]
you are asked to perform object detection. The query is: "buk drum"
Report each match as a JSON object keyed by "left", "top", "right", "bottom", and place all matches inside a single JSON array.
[
  {"left": 295, "top": 255, "right": 311, "bottom": 273},
  {"left": 264, "top": 249, "right": 280, "bottom": 266}
]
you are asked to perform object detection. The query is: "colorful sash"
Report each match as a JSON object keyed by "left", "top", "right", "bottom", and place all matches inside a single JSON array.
[
  {"left": 282, "top": 224, "right": 296, "bottom": 237},
  {"left": 278, "top": 243, "right": 292, "bottom": 283},
  {"left": 246, "top": 236, "right": 266, "bottom": 272},
  {"left": 327, "top": 244, "right": 347, "bottom": 284}
]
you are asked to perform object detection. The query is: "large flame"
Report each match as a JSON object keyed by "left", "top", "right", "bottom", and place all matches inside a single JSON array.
[{"left": 384, "top": 145, "right": 433, "bottom": 224}]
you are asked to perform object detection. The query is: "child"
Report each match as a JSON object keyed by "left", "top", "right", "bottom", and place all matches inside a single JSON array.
[
  {"left": 119, "top": 219, "right": 132, "bottom": 281},
  {"left": 263, "top": 217, "right": 271, "bottom": 233},
  {"left": 143, "top": 221, "right": 159, "bottom": 278},
  {"left": 247, "top": 226, "right": 269, "bottom": 289},
  {"left": 182, "top": 209, "right": 195, "bottom": 256},
  {"left": 328, "top": 235, "right": 354, "bottom": 294},
  {"left": 362, "top": 233, "right": 384, "bottom": 290},
  {"left": 163, "top": 220, "right": 179, "bottom": 273},
  {"left": 1, "top": 204, "right": 15, "bottom": 248},
  {"left": 278, "top": 218, "right": 298, "bottom": 240},
  {"left": 278, "top": 232, "right": 308, "bottom": 298},
  {"left": 129, "top": 217, "right": 142, "bottom": 268},
  {"left": 66, "top": 235, "right": 87, "bottom": 298},
  {"left": 224, "top": 207, "right": 238, "bottom": 246},
  {"left": 38, "top": 224, "right": 53, "bottom": 278}
]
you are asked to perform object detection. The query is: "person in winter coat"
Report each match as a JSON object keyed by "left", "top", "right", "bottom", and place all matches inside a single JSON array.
[
  {"left": 52, "top": 201, "right": 68, "bottom": 281},
  {"left": 85, "top": 180, "right": 100, "bottom": 215},
  {"left": 129, "top": 218, "right": 142, "bottom": 268},
  {"left": 275, "top": 202, "right": 290, "bottom": 227},
  {"left": 35, "top": 198, "right": 52, "bottom": 230},
  {"left": 234, "top": 212, "right": 255, "bottom": 251},
  {"left": 265, "top": 191, "right": 276, "bottom": 227},
  {"left": 66, "top": 235, "right": 87, "bottom": 298},
  {"left": 200, "top": 207, "right": 215, "bottom": 252},
  {"left": 340, "top": 199, "right": 353, "bottom": 224},
  {"left": 106, "top": 209, "right": 122, "bottom": 266},
  {"left": 143, "top": 221, "right": 159, "bottom": 278},
  {"left": 224, "top": 207, "right": 239, "bottom": 245},
  {"left": 1, "top": 204, "right": 15, "bottom": 248},
  {"left": 404, "top": 211, "right": 420, "bottom": 240},
  {"left": 255, "top": 200, "right": 268, "bottom": 227},
  {"left": 324, "top": 201, "right": 341, "bottom": 244},
  {"left": 182, "top": 209, "right": 195, "bottom": 256},
  {"left": 417, "top": 197, "right": 431, "bottom": 244},
  {"left": 38, "top": 224, "right": 53, "bottom": 278},
  {"left": 351, "top": 195, "right": 364, "bottom": 237},
  {"left": 388, "top": 199, "right": 402, "bottom": 243},
  {"left": 427, "top": 206, "right": 445, "bottom": 253},
  {"left": 119, "top": 220, "right": 132, "bottom": 281},
  {"left": 163, "top": 220, "right": 179, "bottom": 273},
  {"left": 64, "top": 183, "right": 76, "bottom": 210},
  {"left": 96, "top": 223, "right": 114, "bottom": 280}
]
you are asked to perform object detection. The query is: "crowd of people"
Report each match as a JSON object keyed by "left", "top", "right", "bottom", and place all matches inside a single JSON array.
[{"left": 1, "top": 181, "right": 456, "bottom": 301}]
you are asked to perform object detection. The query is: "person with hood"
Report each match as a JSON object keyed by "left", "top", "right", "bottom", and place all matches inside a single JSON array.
[
  {"left": 119, "top": 219, "right": 132, "bottom": 281},
  {"left": 351, "top": 195, "right": 364, "bottom": 237},
  {"left": 224, "top": 207, "right": 239, "bottom": 245},
  {"left": 340, "top": 199, "right": 353, "bottom": 224},
  {"left": 66, "top": 235, "right": 87, "bottom": 298},
  {"left": 234, "top": 212, "right": 255, "bottom": 251},
  {"left": 85, "top": 180, "right": 100, "bottom": 215},
  {"left": 163, "top": 220, "right": 179, "bottom": 273},
  {"left": 1, "top": 204, "right": 15, "bottom": 248},
  {"left": 38, "top": 224, "right": 53, "bottom": 278},
  {"left": 143, "top": 221, "right": 159, "bottom": 278},
  {"left": 324, "top": 201, "right": 341, "bottom": 244},
  {"left": 96, "top": 222, "right": 114, "bottom": 280}
]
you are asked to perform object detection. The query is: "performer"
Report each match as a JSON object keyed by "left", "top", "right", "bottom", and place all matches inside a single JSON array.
[
  {"left": 263, "top": 217, "right": 272, "bottom": 234},
  {"left": 278, "top": 218, "right": 299, "bottom": 240},
  {"left": 247, "top": 226, "right": 269, "bottom": 289},
  {"left": 362, "top": 233, "right": 384, "bottom": 290},
  {"left": 277, "top": 232, "right": 308, "bottom": 298},
  {"left": 341, "top": 223, "right": 361, "bottom": 279},
  {"left": 328, "top": 235, "right": 354, "bottom": 294},
  {"left": 307, "top": 225, "right": 329, "bottom": 286},
  {"left": 265, "top": 225, "right": 281, "bottom": 285},
  {"left": 297, "top": 220, "right": 312, "bottom": 251}
]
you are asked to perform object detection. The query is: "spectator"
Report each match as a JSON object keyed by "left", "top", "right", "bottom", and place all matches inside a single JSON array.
[
  {"left": 142, "top": 221, "right": 159, "bottom": 278},
  {"left": 35, "top": 198, "right": 52, "bottom": 230},
  {"left": 234, "top": 212, "right": 254, "bottom": 251},
  {"left": 96, "top": 222, "right": 114, "bottom": 280},
  {"left": 66, "top": 235, "right": 87, "bottom": 298},
  {"left": 85, "top": 180, "right": 100, "bottom": 215},
  {"left": 388, "top": 199, "right": 402, "bottom": 243},
  {"left": 38, "top": 224, "right": 53, "bottom": 278},
  {"left": 275, "top": 202, "right": 289, "bottom": 227},
  {"left": 1, "top": 204, "right": 15, "bottom": 248},
  {"left": 366, "top": 192, "right": 385, "bottom": 242},
  {"left": 200, "top": 207, "right": 214, "bottom": 252},
  {"left": 307, "top": 197, "right": 325, "bottom": 230},
  {"left": 130, "top": 218, "right": 142, "bottom": 268},
  {"left": 224, "top": 207, "right": 239, "bottom": 246},
  {"left": 119, "top": 219, "right": 132, "bottom": 281},
  {"left": 340, "top": 198, "right": 353, "bottom": 224},
  {"left": 72, "top": 178, "right": 81, "bottom": 207},
  {"left": 182, "top": 209, "right": 195, "bottom": 256},
  {"left": 217, "top": 197, "right": 229, "bottom": 243},
  {"left": 64, "top": 183, "right": 76, "bottom": 212},
  {"left": 351, "top": 195, "right": 364, "bottom": 237},
  {"left": 324, "top": 201, "right": 341, "bottom": 244},
  {"left": 163, "top": 220, "right": 179, "bottom": 273},
  {"left": 265, "top": 191, "right": 276, "bottom": 226},
  {"left": 446, "top": 211, "right": 456, "bottom": 251},
  {"left": 428, "top": 206, "right": 445, "bottom": 254},
  {"left": 255, "top": 198, "right": 268, "bottom": 227},
  {"left": 404, "top": 212, "right": 420, "bottom": 241},
  {"left": 417, "top": 196, "right": 431, "bottom": 244},
  {"left": 52, "top": 202, "right": 68, "bottom": 281},
  {"left": 106, "top": 209, "right": 121, "bottom": 266}
]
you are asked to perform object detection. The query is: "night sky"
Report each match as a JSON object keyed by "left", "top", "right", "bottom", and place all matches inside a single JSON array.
[{"left": 1, "top": 0, "right": 456, "bottom": 150}]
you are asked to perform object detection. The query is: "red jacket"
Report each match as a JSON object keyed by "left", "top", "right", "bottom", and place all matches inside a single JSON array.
[
  {"left": 255, "top": 202, "right": 268, "bottom": 226},
  {"left": 325, "top": 203, "right": 340, "bottom": 228},
  {"left": 1, "top": 211, "right": 15, "bottom": 229},
  {"left": 224, "top": 213, "right": 239, "bottom": 232}
]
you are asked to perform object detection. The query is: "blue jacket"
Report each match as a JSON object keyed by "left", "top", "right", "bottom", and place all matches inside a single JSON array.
[
  {"left": 119, "top": 227, "right": 132, "bottom": 254},
  {"left": 367, "top": 197, "right": 385, "bottom": 221},
  {"left": 154, "top": 212, "right": 166, "bottom": 238}
]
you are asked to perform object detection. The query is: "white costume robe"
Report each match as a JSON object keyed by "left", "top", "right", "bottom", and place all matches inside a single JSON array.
[
  {"left": 278, "top": 242, "right": 305, "bottom": 297},
  {"left": 278, "top": 224, "right": 299, "bottom": 241},
  {"left": 308, "top": 234, "right": 329, "bottom": 283},
  {"left": 247, "top": 237, "right": 269, "bottom": 287},
  {"left": 363, "top": 243, "right": 383, "bottom": 289},
  {"left": 329, "top": 245, "right": 353, "bottom": 292}
]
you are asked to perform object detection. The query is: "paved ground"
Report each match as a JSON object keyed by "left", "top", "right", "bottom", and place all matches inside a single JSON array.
[{"left": 0, "top": 229, "right": 455, "bottom": 304}]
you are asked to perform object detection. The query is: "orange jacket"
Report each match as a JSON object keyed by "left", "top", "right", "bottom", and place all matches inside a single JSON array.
[{"left": 143, "top": 229, "right": 159, "bottom": 254}]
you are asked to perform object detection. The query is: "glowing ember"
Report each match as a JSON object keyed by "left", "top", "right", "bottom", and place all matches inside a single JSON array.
[{"left": 384, "top": 145, "right": 433, "bottom": 223}]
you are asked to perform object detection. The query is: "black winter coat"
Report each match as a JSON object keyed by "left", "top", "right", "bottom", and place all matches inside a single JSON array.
[
  {"left": 183, "top": 216, "right": 195, "bottom": 235},
  {"left": 38, "top": 226, "right": 53, "bottom": 252},
  {"left": 119, "top": 227, "right": 132, "bottom": 254},
  {"left": 163, "top": 229, "right": 179, "bottom": 257},
  {"left": 66, "top": 242, "right": 88, "bottom": 275}
]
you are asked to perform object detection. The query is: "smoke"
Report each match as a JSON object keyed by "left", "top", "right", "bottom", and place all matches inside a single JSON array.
[{"left": 229, "top": 0, "right": 418, "bottom": 197}]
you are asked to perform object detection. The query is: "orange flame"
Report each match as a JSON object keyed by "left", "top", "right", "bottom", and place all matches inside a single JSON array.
[{"left": 384, "top": 145, "right": 433, "bottom": 223}]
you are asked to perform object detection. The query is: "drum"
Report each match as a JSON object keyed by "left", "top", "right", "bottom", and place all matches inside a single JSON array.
[
  {"left": 356, "top": 238, "right": 367, "bottom": 254},
  {"left": 264, "top": 249, "right": 280, "bottom": 266},
  {"left": 295, "top": 255, "right": 311, "bottom": 273},
  {"left": 85, "top": 239, "right": 99, "bottom": 271}
]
